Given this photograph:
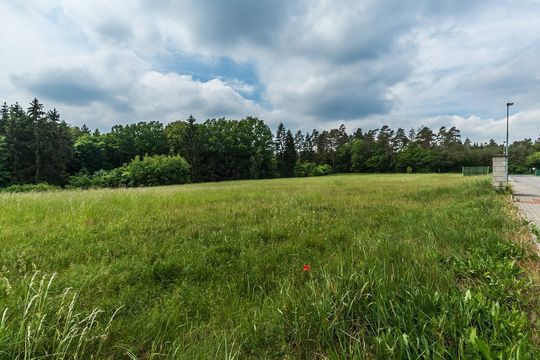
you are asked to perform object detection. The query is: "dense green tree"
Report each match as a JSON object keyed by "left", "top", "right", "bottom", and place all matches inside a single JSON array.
[
  {"left": 0, "top": 102, "right": 8, "bottom": 135},
  {"left": 28, "top": 98, "right": 46, "bottom": 182},
  {"left": 392, "top": 128, "right": 409, "bottom": 152},
  {"left": 4, "top": 103, "right": 35, "bottom": 183},
  {"left": 396, "top": 142, "right": 442, "bottom": 173},
  {"left": 104, "top": 121, "right": 167, "bottom": 168},
  {"left": 526, "top": 152, "right": 540, "bottom": 169},
  {"left": 301, "top": 132, "right": 315, "bottom": 163},
  {"left": 72, "top": 134, "right": 108, "bottom": 174},
  {"left": 183, "top": 115, "right": 201, "bottom": 180},
  {"left": 415, "top": 126, "right": 435, "bottom": 148},
  {"left": 42, "top": 109, "right": 73, "bottom": 184},
  {"left": 294, "top": 130, "right": 304, "bottom": 162},
  {"left": 0, "top": 136, "right": 9, "bottom": 186},
  {"left": 281, "top": 130, "right": 297, "bottom": 177},
  {"left": 509, "top": 139, "right": 535, "bottom": 173},
  {"left": 274, "top": 123, "right": 286, "bottom": 156}
]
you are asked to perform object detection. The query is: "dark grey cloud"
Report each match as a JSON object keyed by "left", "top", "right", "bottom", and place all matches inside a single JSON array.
[
  {"left": 144, "top": 0, "right": 296, "bottom": 48},
  {"left": 11, "top": 67, "right": 131, "bottom": 112},
  {"left": 11, "top": 68, "right": 105, "bottom": 105}
]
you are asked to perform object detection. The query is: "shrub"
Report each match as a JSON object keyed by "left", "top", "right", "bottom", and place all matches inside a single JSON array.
[
  {"left": 90, "top": 168, "right": 125, "bottom": 188},
  {"left": 294, "top": 162, "right": 332, "bottom": 177},
  {"left": 69, "top": 155, "right": 190, "bottom": 189},
  {"left": 122, "top": 155, "right": 190, "bottom": 187},
  {"left": 67, "top": 172, "right": 93, "bottom": 189},
  {"left": 0, "top": 183, "right": 60, "bottom": 193}
]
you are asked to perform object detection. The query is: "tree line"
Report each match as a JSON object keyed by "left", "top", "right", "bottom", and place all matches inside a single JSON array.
[{"left": 1, "top": 98, "right": 540, "bottom": 188}]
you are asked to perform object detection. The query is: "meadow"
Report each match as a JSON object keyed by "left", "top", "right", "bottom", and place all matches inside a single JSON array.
[{"left": 0, "top": 174, "right": 538, "bottom": 359}]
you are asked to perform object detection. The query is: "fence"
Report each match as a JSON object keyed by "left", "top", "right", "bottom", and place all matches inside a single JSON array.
[{"left": 462, "top": 166, "right": 490, "bottom": 176}]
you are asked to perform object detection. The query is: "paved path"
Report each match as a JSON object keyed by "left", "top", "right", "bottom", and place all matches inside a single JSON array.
[{"left": 510, "top": 175, "right": 540, "bottom": 228}]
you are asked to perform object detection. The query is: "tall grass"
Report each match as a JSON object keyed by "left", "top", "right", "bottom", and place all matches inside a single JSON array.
[
  {"left": 0, "top": 272, "right": 120, "bottom": 359},
  {"left": 0, "top": 174, "right": 538, "bottom": 358}
]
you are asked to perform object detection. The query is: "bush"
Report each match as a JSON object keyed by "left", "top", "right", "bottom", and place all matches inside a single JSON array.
[
  {"left": 68, "top": 172, "right": 93, "bottom": 189},
  {"left": 122, "top": 155, "right": 190, "bottom": 187},
  {"left": 69, "top": 155, "right": 191, "bottom": 189},
  {"left": 294, "top": 162, "right": 332, "bottom": 177},
  {"left": 91, "top": 168, "right": 125, "bottom": 188},
  {"left": 0, "top": 183, "right": 60, "bottom": 193}
]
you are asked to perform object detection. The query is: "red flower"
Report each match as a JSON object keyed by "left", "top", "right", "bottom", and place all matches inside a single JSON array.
[{"left": 303, "top": 264, "right": 311, "bottom": 271}]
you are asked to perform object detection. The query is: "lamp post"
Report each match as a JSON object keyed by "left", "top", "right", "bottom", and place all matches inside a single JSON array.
[{"left": 506, "top": 102, "right": 514, "bottom": 182}]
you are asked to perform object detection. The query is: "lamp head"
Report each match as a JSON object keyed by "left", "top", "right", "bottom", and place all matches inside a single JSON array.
[{"left": 507, "top": 102, "right": 514, "bottom": 106}]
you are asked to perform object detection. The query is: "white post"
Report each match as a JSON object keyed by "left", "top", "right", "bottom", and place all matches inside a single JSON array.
[{"left": 492, "top": 155, "right": 508, "bottom": 188}]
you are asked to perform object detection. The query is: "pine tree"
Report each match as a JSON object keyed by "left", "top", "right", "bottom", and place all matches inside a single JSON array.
[
  {"left": 392, "top": 128, "right": 409, "bottom": 151},
  {"left": 0, "top": 102, "right": 8, "bottom": 136},
  {"left": 281, "top": 130, "right": 297, "bottom": 177},
  {"left": 0, "top": 135, "right": 9, "bottom": 186},
  {"left": 5, "top": 103, "right": 34, "bottom": 183},
  {"left": 415, "top": 126, "right": 435, "bottom": 148},
  {"left": 28, "top": 98, "right": 45, "bottom": 182},
  {"left": 184, "top": 115, "right": 200, "bottom": 181},
  {"left": 274, "top": 123, "right": 286, "bottom": 156},
  {"left": 45, "top": 109, "right": 73, "bottom": 184},
  {"left": 294, "top": 130, "right": 304, "bottom": 162},
  {"left": 302, "top": 132, "right": 315, "bottom": 162}
]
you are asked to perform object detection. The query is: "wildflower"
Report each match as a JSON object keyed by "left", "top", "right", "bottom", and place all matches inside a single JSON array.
[{"left": 303, "top": 264, "right": 311, "bottom": 271}]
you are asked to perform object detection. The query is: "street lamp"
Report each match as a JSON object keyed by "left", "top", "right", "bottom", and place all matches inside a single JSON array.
[{"left": 506, "top": 102, "right": 514, "bottom": 182}]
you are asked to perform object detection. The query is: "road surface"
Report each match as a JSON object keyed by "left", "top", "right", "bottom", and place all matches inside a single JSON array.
[{"left": 511, "top": 175, "right": 540, "bottom": 228}]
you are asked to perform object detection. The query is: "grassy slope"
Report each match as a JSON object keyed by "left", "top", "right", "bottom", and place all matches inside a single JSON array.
[{"left": 0, "top": 174, "right": 538, "bottom": 359}]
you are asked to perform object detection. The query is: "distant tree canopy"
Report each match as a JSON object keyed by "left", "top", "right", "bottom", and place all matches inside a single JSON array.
[{"left": 1, "top": 98, "right": 539, "bottom": 188}]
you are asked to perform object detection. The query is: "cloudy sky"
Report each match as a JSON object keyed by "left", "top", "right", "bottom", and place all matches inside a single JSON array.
[{"left": 1, "top": 0, "right": 539, "bottom": 142}]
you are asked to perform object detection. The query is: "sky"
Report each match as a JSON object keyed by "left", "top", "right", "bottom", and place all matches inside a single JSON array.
[{"left": 1, "top": 0, "right": 539, "bottom": 142}]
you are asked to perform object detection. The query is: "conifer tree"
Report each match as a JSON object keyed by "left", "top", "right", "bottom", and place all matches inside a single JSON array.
[
  {"left": 178, "top": 115, "right": 200, "bottom": 180},
  {"left": 0, "top": 135, "right": 9, "bottom": 186},
  {"left": 0, "top": 102, "right": 8, "bottom": 135},
  {"left": 5, "top": 103, "right": 34, "bottom": 183},
  {"left": 28, "top": 98, "right": 45, "bottom": 182},
  {"left": 281, "top": 130, "right": 297, "bottom": 177},
  {"left": 274, "top": 123, "right": 286, "bottom": 156}
]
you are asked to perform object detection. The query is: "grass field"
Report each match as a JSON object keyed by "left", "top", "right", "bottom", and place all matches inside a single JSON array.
[{"left": 0, "top": 174, "right": 539, "bottom": 359}]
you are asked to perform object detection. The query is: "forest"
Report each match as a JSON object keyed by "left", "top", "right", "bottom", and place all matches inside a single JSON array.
[{"left": 1, "top": 98, "right": 540, "bottom": 188}]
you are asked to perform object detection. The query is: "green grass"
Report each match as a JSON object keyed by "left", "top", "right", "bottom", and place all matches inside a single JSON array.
[{"left": 0, "top": 174, "right": 538, "bottom": 359}]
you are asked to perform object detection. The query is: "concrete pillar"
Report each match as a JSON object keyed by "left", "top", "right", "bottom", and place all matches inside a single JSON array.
[{"left": 492, "top": 155, "right": 507, "bottom": 188}]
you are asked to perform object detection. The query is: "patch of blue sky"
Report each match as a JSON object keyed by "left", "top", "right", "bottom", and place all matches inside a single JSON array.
[{"left": 156, "top": 52, "right": 265, "bottom": 104}]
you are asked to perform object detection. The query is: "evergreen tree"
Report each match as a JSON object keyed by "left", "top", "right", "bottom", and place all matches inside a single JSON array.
[
  {"left": 415, "top": 126, "right": 435, "bottom": 148},
  {"left": 392, "top": 128, "right": 409, "bottom": 152},
  {"left": 0, "top": 102, "right": 8, "bottom": 135},
  {"left": 5, "top": 103, "right": 34, "bottom": 183},
  {"left": 28, "top": 98, "right": 46, "bottom": 182},
  {"left": 0, "top": 135, "right": 9, "bottom": 186},
  {"left": 184, "top": 115, "right": 200, "bottom": 181},
  {"left": 46, "top": 109, "right": 73, "bottom": 184},
  {"left": 301, "top": 132, "right": 315, "bottom": 163},
  {"left": 281, "top": 130, "right": 297, "bottom": 177},
  {"left": 294, "top": 130, "right": 304, "bottom": 162},
  {"left": 274, "top": 123, "right": 286, "bottom": 156}
]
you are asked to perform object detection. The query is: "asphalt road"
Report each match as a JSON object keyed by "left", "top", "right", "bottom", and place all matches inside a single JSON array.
[{"left": 511, "top": 175, "right": 540, "bottom": 228}]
